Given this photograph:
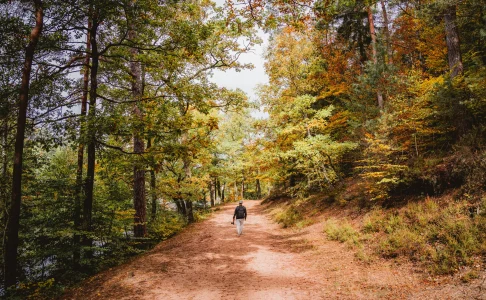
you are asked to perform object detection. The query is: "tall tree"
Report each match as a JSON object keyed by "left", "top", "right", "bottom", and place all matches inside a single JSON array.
[
  {"left": 4, "top": 0, "right": 44, "bottom": 289},
  {"left": 128, "top": 20, "right": 147, "bottom": 237},
  {"left": 83, "top": 4, "right": 99, "bottom": 255},
  {"left": 74, "top": 17, "right": 91, "bottom": 269}
]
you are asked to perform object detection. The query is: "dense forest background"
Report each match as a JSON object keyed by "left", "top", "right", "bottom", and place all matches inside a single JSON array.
[{"left": 1, "top": 0, "right": 485, "bottom": 297}]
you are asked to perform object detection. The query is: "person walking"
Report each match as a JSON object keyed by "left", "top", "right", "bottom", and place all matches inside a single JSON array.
[{"left": 232, "top": 200, "right": 247, "bottom": 236}]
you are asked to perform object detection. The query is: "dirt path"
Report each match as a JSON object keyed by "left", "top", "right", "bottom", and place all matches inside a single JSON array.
[{"left": 64, "top": 200, "right": 486, "bottom": 300}]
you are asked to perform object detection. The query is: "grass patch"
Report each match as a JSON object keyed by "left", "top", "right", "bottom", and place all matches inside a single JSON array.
[
  {"left": 320, "top": 196, "right": 486, "bottom": 275},
  {"left": 273, "top": 205, "right": 303, "bottom": 228},
  {"left": 367, "top": 197, "right": 486, "bottom": 274},
  {"left": 296, "top": 219, "right": 314, "bottom": 229},
  {"left": 461, "top": 270, "right": 480, "bottom": 283},
  {"left": 323, "top": 218, "right": 360, "bottom": 247}
]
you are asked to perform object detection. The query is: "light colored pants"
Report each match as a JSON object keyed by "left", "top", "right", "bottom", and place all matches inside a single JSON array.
[{"left": 236, "top": 219, "right": 244, "bottom": 236}]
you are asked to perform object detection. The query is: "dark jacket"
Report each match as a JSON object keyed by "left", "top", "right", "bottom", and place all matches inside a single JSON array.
[{"left": 234, "top": 205, "right": 247, "bottom": 219}]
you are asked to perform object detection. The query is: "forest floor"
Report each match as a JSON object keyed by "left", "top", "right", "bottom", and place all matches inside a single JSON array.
[{"left": 63, "top": 200, "right": 486, "bottom": 300}]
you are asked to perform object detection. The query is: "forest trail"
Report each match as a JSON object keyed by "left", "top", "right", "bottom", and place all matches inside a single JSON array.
[{"left": 64, "top": 201, "right": 485, "bottom": 300}]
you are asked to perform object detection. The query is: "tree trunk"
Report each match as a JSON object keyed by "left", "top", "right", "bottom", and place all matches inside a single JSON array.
[
  {"left": 234, "top": 181, "right": 238, "bottom": 201},
  {"left": 444, "top": 5, "right": 463, "bottom": 78},
  {"left": 150, "top": 169, "right": 156, "bottom": 220},
  {"left": 175, "top": 198, "right": 186, "bottom": 216},
  {"left": 4, "top": 0, "right": 43, "bottom": 289},
  {"left": 380, "top": 1, "right": 393, "bottom": 65},
  {"left": 83, "top": 10, "right": 100, "bottom": 256},
  {"left": 221, "top": 182, "right": 225, "bottom": 202},
  {"left": 182, "top": 146, "right": 194, "bottom": 222},
  {"left": 73, "top": 18, "right": 91, "bottom": 270},
  {"left": 367, "top": 6, "right": 384, "bottom": 109},
  {"left": 185, "top": 200, "right": 194, "bottom": 223},
  {"left": 241, "top": 175, "right": 245, "bottom": 199},
  {"left": 209, "top": 180, "right": 215, "bottom": 207},
  {"left": 146, "top": 138, "right": 157, "bottom": 220},
  {"left": 2, "top": 121, "right": 7, "bottom": 178},
  {"left": 129, "top": 27, "right": 146, "bottom": 237},
  {"left": 216, "top": 179, "right": 221, "bottom": 204},
  {"left": 256, "top": 179, "right": 261, "bottom": 199}
]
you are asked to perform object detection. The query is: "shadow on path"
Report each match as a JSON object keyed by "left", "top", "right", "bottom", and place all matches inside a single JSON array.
[{"left": 63, "top": 201, "right": 323, "bottom": 300}]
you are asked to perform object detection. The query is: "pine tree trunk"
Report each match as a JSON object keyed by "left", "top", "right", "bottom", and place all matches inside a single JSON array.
[
  {"left": 73, "top": 18, "right": 91, "bottom": 270},
  {"left": 444, "top": 5, "right": 463, "bottom": 78},
  {"left": 367, "top": 6, "right": 384, "bottom": 109},
  {"left": 129, "top": 26, "right": 146, "bottom": 237},
  {"left": 4, "top": 0, "right": 43, "bottom": 289},
  {"left": 83, "top": 10, "right": 99, "bottom": 256}
]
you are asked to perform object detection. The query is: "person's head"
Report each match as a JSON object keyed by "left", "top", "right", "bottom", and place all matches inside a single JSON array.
[{"left": 239, "top": 200, "right": 243, "bottom": 206}]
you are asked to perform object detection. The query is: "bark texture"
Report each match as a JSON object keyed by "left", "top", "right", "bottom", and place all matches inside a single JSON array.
[
  {"left": 4, "top": 0, "right": 43, "bottom": 289},
  {"left": 444, "top": 5, "right": 464, "bottom": 78}
]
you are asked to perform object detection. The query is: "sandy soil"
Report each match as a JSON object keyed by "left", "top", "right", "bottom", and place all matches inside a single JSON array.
[{"left": 63, "top": 200, "right": 486, "bottom": 300}]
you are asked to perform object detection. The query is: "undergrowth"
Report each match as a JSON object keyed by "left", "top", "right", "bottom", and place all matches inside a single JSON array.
[{"left": 323, "top": 196, "right": 486, "bottom": 275}]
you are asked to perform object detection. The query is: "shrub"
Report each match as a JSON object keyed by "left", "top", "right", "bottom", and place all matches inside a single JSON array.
[
  {"left": 273, "top": 205, "right": 303, "bottom": 228},
  {"left": 324, "top": 218, "right": 360, "bottom": 246},
  {"left": 368, "top": 197, "right": 486, "bottom": 274},
  {"left": 379, "top": 229, "right": 426, "bottom": 258},
  {"left": 148, "top": 210, "right": 185, "bottom": 240}
]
